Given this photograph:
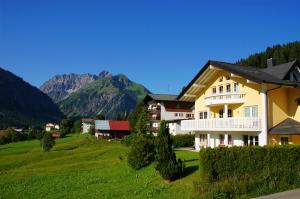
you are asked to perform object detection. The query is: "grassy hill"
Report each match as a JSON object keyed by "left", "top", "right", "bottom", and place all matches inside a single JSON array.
[{"left": 0, "top": 135, "right": 199, "bottom": 199}]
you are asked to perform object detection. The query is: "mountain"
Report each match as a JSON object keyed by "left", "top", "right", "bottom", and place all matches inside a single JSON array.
[
  {"left": 42, "top": 72, "right": 150, "bottom": 119},
  {"left": 0, "top": 67, "right": 64, "bottom": 129},
  {"left": 237, "top": 41, "right": 300, "bottom": 67},
  {"left": 40, "top": 70, "right": 111, "bottom": 103}
]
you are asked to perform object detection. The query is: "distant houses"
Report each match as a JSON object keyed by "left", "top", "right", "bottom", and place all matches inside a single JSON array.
[
  {"left": 45, "top": 123, "right": 60, "bottom": 132},
  {"left": 95, "top": 120, "right": 130, "bottom": 139}
]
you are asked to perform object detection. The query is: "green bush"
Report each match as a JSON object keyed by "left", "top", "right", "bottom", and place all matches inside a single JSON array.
[
  {"left": 0, "top": 129, "right": 27, "bottom": 145},
  {"left": 155, "top": 121, "right": 184, "bottom": 181},
  {"left": 172, "top": 134, "right": 194, "bottom": 147},
  {"left": 121, "top": 134, "right": 138, "bottom": 146},
  {"left": 127, "top": 134, "right": 155, "bottom": 170},
  {"left": 41, "top": 133, "right": 55, "bottom": 152},
  {"left": 197, "top": 145, "right": 300, "bottom": 198},
  {"left": 60, "top": 119, "right": 74, "bottom": 138}
]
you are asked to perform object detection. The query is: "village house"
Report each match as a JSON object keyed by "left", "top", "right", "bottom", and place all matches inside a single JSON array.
[
  {"left": 178, "top": 59, "right": 300, "bottom": 150},
  {"left": 81, "top": 118, "right": 94, "bottom": 134},
  {"left": 94, "top": 120, "right": 130, "bottom": 139},
  {"left": 143, "top": 94, "right": 194, "bottom": 135},
  {"left": 45, "top": 123, "right": 60, "bottom": 132}
]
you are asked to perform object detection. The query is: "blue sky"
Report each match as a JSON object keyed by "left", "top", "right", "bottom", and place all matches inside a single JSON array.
[{"left": 1, "top": 0, "right": 300, "bottom": 94}]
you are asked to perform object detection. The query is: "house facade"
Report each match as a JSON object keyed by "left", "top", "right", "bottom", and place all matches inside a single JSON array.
[
  {"left": 81, "top": 118, "right": 94, "bottom": 134},
  {"left": 178, "top": 59, "right": 300, "bottom": 150},
  {"left": 144, "top": 94, "right": 194, "bottom": 135}
]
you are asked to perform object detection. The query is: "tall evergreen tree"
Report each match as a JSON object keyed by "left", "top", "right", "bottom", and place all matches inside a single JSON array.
[{"left": 155, "top": 121, "right": 184, "bottom": 181}]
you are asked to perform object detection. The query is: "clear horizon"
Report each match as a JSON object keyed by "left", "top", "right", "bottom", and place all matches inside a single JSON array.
[{"left": 1, "top": 0, "right": 300, "bottom": 94}]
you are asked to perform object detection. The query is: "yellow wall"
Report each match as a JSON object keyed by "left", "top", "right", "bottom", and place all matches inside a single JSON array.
[
  {"left": 287, "top": 88, "right": 300, "bottom": 121},
  {"left": 267, "top": 88, "right": 288, "bottom": 128},
  {"left": 269, "top": 135, "right": 300, "bottom": 145},
  {"left": 194, "top": 70, "right": 262, "bottom": 119}
]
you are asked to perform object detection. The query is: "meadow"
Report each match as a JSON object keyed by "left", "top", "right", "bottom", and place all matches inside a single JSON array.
[{"left": 0, "top": 134, "right": 199, "bottom": 199}]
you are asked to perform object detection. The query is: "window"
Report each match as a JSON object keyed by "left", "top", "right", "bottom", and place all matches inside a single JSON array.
[
  {"left": 212, "top": 87, "right": 216, "bottom": 94},
  {"left": 228, "top": 135, "right": 232, "bottom": 145},
  {"left": 219, "top": 110, "right": 224, "bottom": 118},
  {"left": 186, "top": 114, "right": 191, "bottom": 118},
  {"left": 174, "top": 113, "right": 178, "bottom": 117},
  {"left": 228, "top": 109, "right": 232, "bottom": 117},
  {"left": 226, "top": 84, "right": 231, "bottom": 93},
  {"left": 219, "top": 85, "right": 223, "bottom": 93},
  {"left": 249, "top": 136, "right": 254, "bottom": 146},
  {"left": 219, "top": 135, "right": 224, "bottom": 145},
  {"left": 244, "top": 106, "right": 258, "bottom": 117},
  {"left": 179, "top": 113, "right": 183, "bottom": 117},
  {"left": 234, "top": 83, "right": 239, "bottom": 92},
  {"left": 199, "top": 111, "right": 208, "bottom": 119},
  {"left": 254, "top": 136, "right": 259, "bottom": 145},
  {"left": 243, "top": 135, "right": 259, "bottom": 146},
  {"left": 281, "top": 137, "right": 289, "bottom": 145}
]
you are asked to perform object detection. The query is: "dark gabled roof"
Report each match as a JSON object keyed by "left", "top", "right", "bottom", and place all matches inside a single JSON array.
[
  {"left": 261, "top": 60, "right": 297, "bottom": 80},
  {"left": 178, "top": 60, "right": 300, "bottom": 100},
  {"left": 269, "top": 118, "right": 300, "bottom": 135},
  {"left": 144, "top": 94, "right": 178, "bottom": 103}
]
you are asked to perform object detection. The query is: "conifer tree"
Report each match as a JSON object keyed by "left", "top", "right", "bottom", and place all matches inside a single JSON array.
[{"left": 155, "top": 121, "right": 184, "bottom": 181}]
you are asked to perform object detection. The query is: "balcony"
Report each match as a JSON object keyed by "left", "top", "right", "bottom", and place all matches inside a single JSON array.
[
  {"left": 204, "top": 92, "right": 246, "bottom": 106},
  {"left": 181, "top": 117, "right": 261, "bottom": 132}
]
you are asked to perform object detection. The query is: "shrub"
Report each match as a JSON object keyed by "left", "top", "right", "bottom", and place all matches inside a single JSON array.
[
  {"left": 197, "top": 145, "right": 300, "bottom": 198},
  {"left": 155, "top": 121, "right": 184, "bottom": 181},
  {"left": 172, "top": 134, "right": 194, "bottom": 147},
  {"left": 88, "top": 125, "right": 95, "bottom": 136},
  {"left": 41, "top": 133, "right": 55, "bottom": 152},
  {"left": 0, "top": 129, "right": 27, "bottom": 145},
  {"left": 121, "top": 134, "right": 138, "bottom": 146},
  {"left": 127, "top": 134, "right": 155, "bottom": 170}
]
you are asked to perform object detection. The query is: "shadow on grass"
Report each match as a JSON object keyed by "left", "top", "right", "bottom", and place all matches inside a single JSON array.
[
  {"left": 182, "top": 165, "right": 199, "bottom": 178},
  {"left": 53, "top": 146, "right": 79, "bottom": 151},
  {"left": 184, "top": 158, "right": 199, "bottom": 163}
]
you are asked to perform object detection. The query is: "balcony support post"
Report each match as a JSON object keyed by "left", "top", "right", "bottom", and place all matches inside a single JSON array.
[
  {"left": 207, "top": 133, "right": 210, "bottom": 147},
  {"left": 224, "top": 134, "right": 228, "bottom": 146},
  {"left": 224, "top": 104, "right": 228, "bottom": 118},
  {"left": 259, "top": 84, "right": 268, "bottom": 146},
  {"left": 207, "top": 107, "right": 211, "bottom": 119}
]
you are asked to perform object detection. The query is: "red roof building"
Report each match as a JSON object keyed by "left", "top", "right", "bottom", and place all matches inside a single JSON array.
[{"left": 108, "top": 121, "right": 130, "bottom": 131}]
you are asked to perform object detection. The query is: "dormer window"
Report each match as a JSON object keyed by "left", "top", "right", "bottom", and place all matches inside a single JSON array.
[
  {"left": 212, "top": 87, "right": 216, "bottom": 94},
  {"left": 219, "top": 85, "right": 223, "bottom": 94}
]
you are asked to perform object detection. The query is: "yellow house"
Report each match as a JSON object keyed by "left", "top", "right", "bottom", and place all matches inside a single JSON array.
[{"left": 178, "top": 59, "right": 300, "bottom": 150}]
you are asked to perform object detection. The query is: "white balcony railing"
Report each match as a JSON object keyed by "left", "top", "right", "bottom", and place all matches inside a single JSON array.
[
  {"left": 204, "top": 92, "right": 246, "bottom": 106},
  {"left": 181, "top": 117, "right": 261, "bottom": 131}
]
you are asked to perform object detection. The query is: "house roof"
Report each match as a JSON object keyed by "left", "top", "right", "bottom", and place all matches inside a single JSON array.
[
  {"left": 261, "top": 60, "right": 297, "bottom": 80},
  {"left": 108, "top": 121, "right": 130, "bottom": 131},
  {"left": 269, "top": 118, "right": 300, "bottom": 135},
  {"left": 81, "top": 118, "right": 94, "bottom": 123},
  {"left": 178, "top": 60, "right": 300, "bottom": 101},
  {"left": 144, "top": 94, "right": 178, "bottom": 102},
  {"left": 95, "top": 120, "right": 130, "bottom": 131}
]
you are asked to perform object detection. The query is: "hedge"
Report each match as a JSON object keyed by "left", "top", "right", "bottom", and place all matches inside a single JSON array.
[
  {"left": 172, "top": 134, "right": 194, "bottom": 147},
  {"left": 197, "top": 145, "right": 300, "bottom": 198}
]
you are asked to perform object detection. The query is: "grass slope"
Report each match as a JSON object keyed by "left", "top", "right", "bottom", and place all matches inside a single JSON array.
[{"left": 0, "top": 135, "right": 199, "bottom": 199}]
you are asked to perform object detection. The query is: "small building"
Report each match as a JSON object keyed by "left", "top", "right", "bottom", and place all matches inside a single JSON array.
[
  {"left": 45, "top": 123, "right": 60, "bottom": 132},
  {"left": 95, "top": 120, "right": 130, "bottom": 139},
  {"left": 81, "top": 118, "right": 94, "bottom": 134}
]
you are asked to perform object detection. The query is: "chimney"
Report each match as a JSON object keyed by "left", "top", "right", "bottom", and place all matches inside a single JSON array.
[{"left": 267, "top": 58, "right": 274, "bottom": 68}]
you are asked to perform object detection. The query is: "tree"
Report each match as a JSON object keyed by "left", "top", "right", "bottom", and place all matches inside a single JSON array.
[
  {"left": 134, "top": 108, "right": 150, "bottom": 134},
  {"left": 41, "top": 133, "right": 55, "bottom": 152},
  {"left": 72, "top": 120, "right": 82, "bottom": 134},
  {"left": 155, "top": 121, "right": 184, "bottom": 181},
  {"left": 88, "top": 125, "right": 95, "bottom": 136},
  {"left": 95, "top": 114, "right": 105, "bottom": 120},
  {"left": 128, "top": 103, "right": 147, "bottom": 134},
  {"left": 60, "top": 119, "right": 74, "bottom": 137},
  {"left": 127, "top": 134, "right": 155, "bottom": 170}
]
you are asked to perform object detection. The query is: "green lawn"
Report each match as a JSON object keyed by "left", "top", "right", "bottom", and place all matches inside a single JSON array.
[{"left": 0, "top": 134, "right": 199, "bottom": 199}]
